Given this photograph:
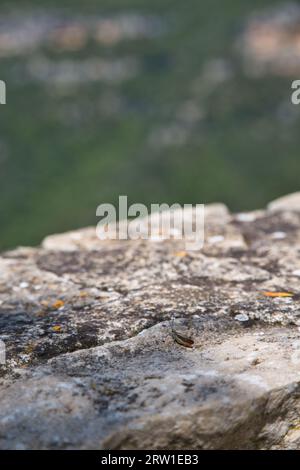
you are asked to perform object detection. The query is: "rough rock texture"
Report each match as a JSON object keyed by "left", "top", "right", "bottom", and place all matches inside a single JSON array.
[{"left": 1, "top": 193, "right": 300, "bottom": 449}]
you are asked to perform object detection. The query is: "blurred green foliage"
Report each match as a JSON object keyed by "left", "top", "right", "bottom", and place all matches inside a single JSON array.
[{"left": 0, "top": 0, "right": 299, "bottom": 250}]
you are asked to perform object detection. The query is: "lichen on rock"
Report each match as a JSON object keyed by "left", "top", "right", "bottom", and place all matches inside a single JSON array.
[{"left": 1, "top": 193, "right": 300, "bottom": 449}]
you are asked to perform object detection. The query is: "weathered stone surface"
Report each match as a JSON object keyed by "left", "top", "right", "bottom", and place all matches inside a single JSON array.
[
  {"left": 267, "top": 192, "right": 300, "bottom": 213},
  {"left": 1, "top": 195, "right": 300, "bottom": 449}
]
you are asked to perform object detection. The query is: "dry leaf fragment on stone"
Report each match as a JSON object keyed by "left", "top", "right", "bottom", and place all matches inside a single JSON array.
[{"left": 262, "top": 291, "right": 294, "bottom": 298}]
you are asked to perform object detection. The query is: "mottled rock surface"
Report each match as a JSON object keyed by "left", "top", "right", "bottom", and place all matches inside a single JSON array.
[{"left": 1, "top": 194, "right": 300, "bottom": 449}]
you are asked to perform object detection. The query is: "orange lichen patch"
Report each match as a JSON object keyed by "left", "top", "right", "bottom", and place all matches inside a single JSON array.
[
  {"left": 174, "top": 251, "right": 187, "bottom": 258},
  {"left": 79, "top": 291, "right": 88, "bottom": 298},
  {"left": 262, "top": 291, "right": 294, "bottom": 298},
  {"left": 52, "top": 300, "right": 65, "bottom": 309},
  {"left": 52, "top": 325, "right": 62, "bottom": 332}
]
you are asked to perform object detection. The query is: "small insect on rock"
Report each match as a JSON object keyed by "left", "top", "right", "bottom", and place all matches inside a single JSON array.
[{"left": 171, "top": 317, "right": 194, "bottom": 348}]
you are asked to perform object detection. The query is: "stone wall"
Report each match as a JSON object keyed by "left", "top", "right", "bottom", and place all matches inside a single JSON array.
[{"left": 1, "top": 193, "right": 300, "bottom": 449}]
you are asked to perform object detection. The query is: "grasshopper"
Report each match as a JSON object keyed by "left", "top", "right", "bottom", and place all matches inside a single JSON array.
[{"left": 171, "top": 316, "right": 194, "bottom": 348}]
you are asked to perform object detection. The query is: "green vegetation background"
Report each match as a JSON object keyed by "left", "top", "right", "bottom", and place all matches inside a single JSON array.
[{"left": 0, "top": 0, "right": 299, "bottom": 250}]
